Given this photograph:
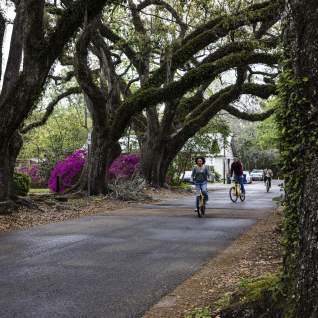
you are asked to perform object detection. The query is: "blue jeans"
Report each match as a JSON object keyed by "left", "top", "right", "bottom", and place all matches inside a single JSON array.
[
  {"left": 195, "top": 181, "right": 208, "bottom": 209},
  {"left": 235, "top": 175, "right": 245, "bottom": 193}
]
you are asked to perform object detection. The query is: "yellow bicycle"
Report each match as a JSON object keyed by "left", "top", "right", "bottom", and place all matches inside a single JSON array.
[
  {"left": 196, "top": 185, "right": 206, "bottom": 217},
  {"left": 229, "top": 180, "right": 246, "bottom": 202}
]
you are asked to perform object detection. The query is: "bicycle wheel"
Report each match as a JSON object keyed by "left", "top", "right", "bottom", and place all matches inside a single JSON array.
[
  {"left": 240, "top": 191, "right": 246, "bottom": 201},
  {"left": 197, "top": 195, "right": 203, "bottom": 217},
  {"left": 266, "top": 180, "right": 270, "bottom": 192},
  {"left": 200, "top": 197, "right": 205, "bottom": 216},
  {"left": 229, "top": 186, "right": 238, "bottom": 202}
]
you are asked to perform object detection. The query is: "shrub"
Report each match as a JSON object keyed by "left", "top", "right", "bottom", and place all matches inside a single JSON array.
[
  {"left": 13, "top": 172, "right": 31, "bottom": 196},
  {"left": 109, "top": 154, "right": 140, "bottom": 180},
  {"left": 17, "top": 164, "right": 46, "bottom": 187},
  {"left": 48, "top": 151, "right": 140, "bottom": 193},
  {"left": 48, "top": 149, "right": 86, "bottom": 192}
]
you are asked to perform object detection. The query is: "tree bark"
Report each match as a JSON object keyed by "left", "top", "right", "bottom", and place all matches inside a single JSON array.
[
  {"left": 0, "top": 132, "right": 23, "bottom": 201},
  {"left": 140, "top": 138, "right": 171, "bottom": 187},
  {"left": 0, "top": 141, "right": 10, "bottom": 201},
  {"left": 284, "top": 1, "right": 318, "bottom": 316},
  {"left": 0, "top": 0, "right": 111, "bottom": 202},
  {"left": 297, "top": 159, "right": 318, "bottom": 318}
]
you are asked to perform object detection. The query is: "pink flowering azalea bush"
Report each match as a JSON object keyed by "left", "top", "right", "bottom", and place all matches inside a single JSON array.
[
  {"left": 17, "top": 164, "right": 46, "bottom": 187},
  {"left": 48, "top": 150, "right": 86, "bottom": 192},
  {"left": 109, "top": 154, "right": 140, "bottom": 180},
  {"left": 48, "top": 151, "right": 140, "bottom": 193}
]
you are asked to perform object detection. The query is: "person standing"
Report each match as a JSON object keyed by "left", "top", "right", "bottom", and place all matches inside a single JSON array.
[{"left": 230, "top": 157, "right": 245, "bottom": 193}]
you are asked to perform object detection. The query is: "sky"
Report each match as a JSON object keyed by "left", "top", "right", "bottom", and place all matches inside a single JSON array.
[{"left": 1, "top": 1, "right": 14, "bottom": 87}]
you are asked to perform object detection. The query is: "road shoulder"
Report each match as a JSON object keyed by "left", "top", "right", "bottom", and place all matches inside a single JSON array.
[{"left": 143, "top": 209, "right": 282, "bottom": 318}]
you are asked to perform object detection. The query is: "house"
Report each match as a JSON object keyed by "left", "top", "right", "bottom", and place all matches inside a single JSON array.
[{"left": 205, "top": 135, "right": 234, "bottom": 182}]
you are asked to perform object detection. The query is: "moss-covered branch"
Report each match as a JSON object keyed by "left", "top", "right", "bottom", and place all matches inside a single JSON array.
[
  {"left": 136, "top": 0, "right": 187, "bottom": 37},
  {"left": 74, "top": 26, "right": 109, "bottom": 125},
  {"left": 169, "top": 83, "right": 276, "bottom": 156},
  {"left": 46, "top": 0, "right": 112, "bottom": 65},
  {"left": 223, "top": 105, "right": 275, "bottom": 121},
  {"left": 111, "top": 51, "right": 277, "bottom": 141},
  {"left": 146, "top": 0, "right": 283, "bottom": 88}
]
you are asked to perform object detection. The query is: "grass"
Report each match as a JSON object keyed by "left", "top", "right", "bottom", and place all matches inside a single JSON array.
[
  {"left": 29, "top": 188, "right": 50, "bottom": 194},
  {"left": 185, "top": 306, "right": 211, "bottom": 318}
]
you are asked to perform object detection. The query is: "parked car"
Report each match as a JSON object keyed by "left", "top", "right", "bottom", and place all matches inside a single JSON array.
[
  {"left": 243, "top": 171, "right": 252, "bottom": 184},
  {"left": 180, "top": 170, "right": 192, "bottom": 183},
  {"left": 180, "top": 169, "right": 215, "bottom": 183},
  {"left": 250, "top": 169, "right": 264, "bottom": 181}
]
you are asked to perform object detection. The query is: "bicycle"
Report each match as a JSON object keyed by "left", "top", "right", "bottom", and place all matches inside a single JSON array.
[
  {"left": 229, "top": 179, "right": 245, "bottom": 202},
  {"left": 265, "top": 177, "right": 271, "bottom": 192},
  {"left": 196, "top": 184, "right": 206, "bottom": 218}
]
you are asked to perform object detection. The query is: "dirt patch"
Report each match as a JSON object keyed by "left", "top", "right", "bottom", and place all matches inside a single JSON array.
[
  {"left": 143, "top": 209, "right": 282, "bottom": 318},
  {"left": 0, "top": 196, "right": 128, "bottom": 233},
  {"left": 0, "top": 187, "right": 192, "bottom": 233},
  {"left": 144, "top": 187, "right": 193, "bottom": 201}
]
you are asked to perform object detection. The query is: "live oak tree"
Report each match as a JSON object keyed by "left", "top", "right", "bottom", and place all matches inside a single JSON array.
[
  {"left": 0, "top": 0, "right": 114, "bottom": 208},
  {"left": 72, "top": 0, "right": 282, "bottom": 193},
  {"left": 278, "top": 0, "right": 318, "bottom": 316},
  {"left": 219, "top": 1, "right": 318, "bottom": 316}
]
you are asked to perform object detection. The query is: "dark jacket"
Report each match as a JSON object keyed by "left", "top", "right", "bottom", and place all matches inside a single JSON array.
[
  {"left": 231, "top": 161, "right": 243, "bottom": 177},
  {"left": 191, "top": 166, "right": 210, "bottom": 183}
]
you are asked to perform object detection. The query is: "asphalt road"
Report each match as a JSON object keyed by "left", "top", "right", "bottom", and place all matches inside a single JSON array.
[{"left": 0, "top": 181, "right": 280, "bottom": 318}]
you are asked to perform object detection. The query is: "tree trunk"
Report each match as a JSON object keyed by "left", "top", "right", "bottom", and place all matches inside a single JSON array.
[
  {"left": 77, "top": 129, "right": 121, "bottom": 195},
  {"left": 8, "top": 131, "right": 23, "bottom": 198},
  {"left": 140, "top": 134, "right": 181, "bottom": 187},
  {"left": 0, "top": 131, "right": 23, "bottom": 210},
  {"left": 283, "top": 1, "right": 318, "bottom": 316},
  {"left": 297, "top": 158, "right": 318, "bottom": 318},
  {"left": 0, "top": 141, "right": 11, "bottom": 202}
]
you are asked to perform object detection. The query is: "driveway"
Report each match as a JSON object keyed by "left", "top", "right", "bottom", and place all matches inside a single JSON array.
[{"left": 0, "top": 181, "right": 280, "bottom": 318}]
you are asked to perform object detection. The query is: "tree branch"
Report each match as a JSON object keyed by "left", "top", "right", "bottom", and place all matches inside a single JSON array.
[
  {"left": 110, "top": 51, "right": 278, "bottom": 141},
  {"left": 146, "top": 0, "right": 283, "bottom": 88},
  {"left": 1, "top": 2, "right": 24, "bottom": 96},
  {"left": 23, "top": 0, "right": 45, "bottom": 73},
  {"left": 0, "top": 12, "right": 5, "bottom": 81},
  {"left": 170, "top": 83, "right": 276, "bottom": 152},
  {"left": 48, "top": 71, "right": 75, "bottom": 85},
  {"left": 45, "top": 0, "right": 112, "bottom": 66},
  {"left": 222, "top": 105, "right": 275, "bottom": 121},
  {"left": 99, "top": 22, "right": 141, "bottom": 72},
  {"left": 21, "top": 87, "right": 81, "bottom": 133},
  {"left": 136, "top": 0, "right": 187, "bottom": 38}
]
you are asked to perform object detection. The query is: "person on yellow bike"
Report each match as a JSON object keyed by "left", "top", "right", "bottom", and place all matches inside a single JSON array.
[
  {"left": 230, "top": 157, "right": 245, "bottom": 193},
  {"left": 191, "top": 157, "right": 210, "bottom": 212}
]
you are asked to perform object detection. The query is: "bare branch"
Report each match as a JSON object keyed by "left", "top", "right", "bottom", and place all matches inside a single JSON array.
[{"left": 21, "top": 87, "right": 81, "bottom": 134}]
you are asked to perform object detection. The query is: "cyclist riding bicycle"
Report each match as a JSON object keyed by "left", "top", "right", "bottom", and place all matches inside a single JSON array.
[
  {"left": 264, "top": 168, "right": 273, "bottom": 188},
  {"left": 191, "top": 157, "right": 210, "bottom": 213},
  {"left": 230, "top": 157, "right": 245, "bottom": 194}
]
